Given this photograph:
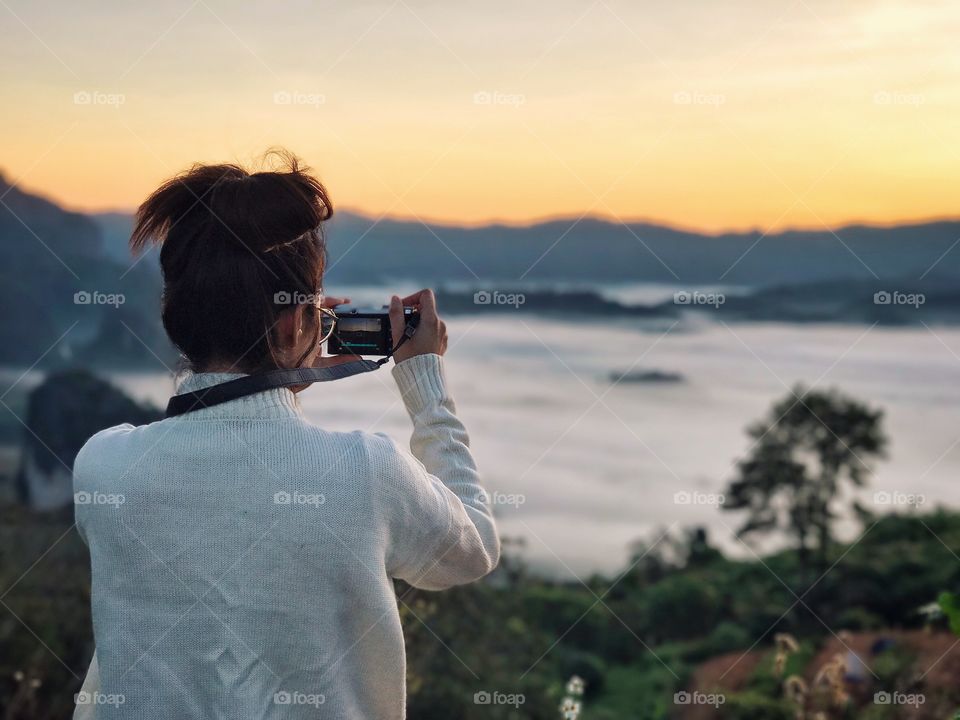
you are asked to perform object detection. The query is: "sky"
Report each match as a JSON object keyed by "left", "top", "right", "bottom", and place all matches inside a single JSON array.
[{"left": 1, "top": 0, "right": 958, "bottom": 231}]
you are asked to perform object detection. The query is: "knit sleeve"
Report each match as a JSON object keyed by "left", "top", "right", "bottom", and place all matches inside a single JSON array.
[
  {"left": 73, "top": 651, "right": 100, "bottom": 719},
  {"left": 378, "top": 354, "right": 500, "bottom": 590}
]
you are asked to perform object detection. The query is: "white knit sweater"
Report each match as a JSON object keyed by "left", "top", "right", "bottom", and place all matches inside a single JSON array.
[{"left": 72, "top": 354, "right": 499, "bottom": 719}]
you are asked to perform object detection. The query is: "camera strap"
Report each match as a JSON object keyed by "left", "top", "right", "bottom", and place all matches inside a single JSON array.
[{"left": 164, "top": 321, "right": 418, "bottom": 418}]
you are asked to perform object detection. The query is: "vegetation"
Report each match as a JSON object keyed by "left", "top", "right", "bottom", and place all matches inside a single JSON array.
[
  {"left": 939, "top": 592, "right": 959, "bottom": 628},
  {"left": 4, "top": 506, "right": 957, "bottom": 719},
  {"left": 1, "top": 387, "right": 958, "bottom": 719},
  {"left": 723, "top": 385, "right": 887, "bottom": 581}
]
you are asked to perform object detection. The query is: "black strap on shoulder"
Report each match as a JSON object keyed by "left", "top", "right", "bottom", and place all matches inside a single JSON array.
[
  {"left": 165, "top": 320, "right": 418, "bottom": 418},
  {"left": 165, "top": 359, "right": 381, "bottom": 418}
]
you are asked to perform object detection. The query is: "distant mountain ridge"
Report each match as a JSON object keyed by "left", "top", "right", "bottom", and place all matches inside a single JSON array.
[
  {"left": 434, "top": 276, "right": 960, "bottom": 326},
  {"left": 90, "top": 208, "right": 960, "bottom": 286},
  {"left": 2, "top": 173, "right": 959, "bottom": 369},
  {"left": 0, "top": 175, "right": 172, "bottom": 368}
]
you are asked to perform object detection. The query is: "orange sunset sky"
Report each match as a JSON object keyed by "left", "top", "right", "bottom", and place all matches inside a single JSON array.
[{"left": 1, "top": 0, "right": 958, "bottom": 231}]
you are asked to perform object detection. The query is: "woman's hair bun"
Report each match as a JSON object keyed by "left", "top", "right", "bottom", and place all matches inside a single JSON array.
[
  {"left": 130, "top": 149, "right": 332, "bottom": 256},
  {"left": 128, "top": 149, "right": 333, "bottom": 372}
]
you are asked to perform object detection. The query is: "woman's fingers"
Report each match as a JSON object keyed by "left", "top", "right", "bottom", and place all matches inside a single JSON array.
[
  {"left": 418, "top": 289, "right": 437, "bottom": 319},
  {"left": 388, "top": 295, "right": 406, "bottom": 350},
  {"left": 313, "top": 353, "right": 358, "bottom": 368},
  {"left": 321, "top": 295, "right": 350, "bottom": 308},
  {"left": 398, "top": 289, "right": 424, "bottom": 305},
  {"left": 399, "top": 288, "right": 436, "bottom": 313},
  {"left": 390, "top": 289, "right": 447, "bottom": 362}
]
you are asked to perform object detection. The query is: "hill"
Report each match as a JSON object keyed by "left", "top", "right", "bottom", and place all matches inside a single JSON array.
[
  {"left": 91, "top": 209, "right": 960, "bottom": 287},
  {"left": 0, "top": 176, "right": 173, "bottom": 368},
  {"left": 1, "top": 176, "right": 958, "bottom": 369},
  {"left": 319, "top": 211, "right": 960, "bottom": 286}
]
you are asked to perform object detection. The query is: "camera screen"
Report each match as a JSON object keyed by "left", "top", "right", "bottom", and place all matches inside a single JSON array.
[{"left": 337, "top": 317, "right": 382, "bottom": 333}]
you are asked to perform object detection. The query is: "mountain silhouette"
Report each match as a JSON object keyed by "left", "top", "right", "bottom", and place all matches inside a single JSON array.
[
  {"left": 2, "top": 173, "right": 958, "bottom": 369},
  {"left": 91, "top": 208, "right": 960, "bottom": 286},
  {"left": 0, "top": 175, "right": 171, "bottom": 367}
]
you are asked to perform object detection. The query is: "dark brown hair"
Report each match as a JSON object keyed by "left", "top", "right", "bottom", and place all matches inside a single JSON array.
[{"left": 131, "top": 150, "right": 332, "bottom": 372}]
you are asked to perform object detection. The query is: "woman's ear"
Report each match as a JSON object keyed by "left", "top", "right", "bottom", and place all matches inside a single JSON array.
[{"left": 275, "top": 305, "right": 307, "bottom": 358}]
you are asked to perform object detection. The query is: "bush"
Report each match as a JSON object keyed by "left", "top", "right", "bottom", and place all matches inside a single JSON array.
[
  {"left": 644, "top": 575, "right": 719, "bottom": 641},
  {"left": 721, "top": 691, "right": 795, "bottom": 720},
  {"left": 835, "top": 607, "right": 885, "bottom": 631},
  {"left": 557, "top": 651, "right": 606, "bottom": 699},
  {"left": 702, "top": 621, "right": 753, "bottom": 656},
  {"left": 746, "top": 643, "right": 813, "bottom": 698}
]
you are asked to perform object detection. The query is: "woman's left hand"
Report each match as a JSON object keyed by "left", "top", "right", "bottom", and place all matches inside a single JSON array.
[
  {"left": 320, "top": 295, "right": 350, "bottom": 310},
  {"left": 289, "top": 295, "right": 353, "bottom": 392}
]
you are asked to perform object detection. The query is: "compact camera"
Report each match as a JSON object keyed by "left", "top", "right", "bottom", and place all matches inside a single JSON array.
[{"left": 325, "top": 305, "right": 420, "bottom": 356}]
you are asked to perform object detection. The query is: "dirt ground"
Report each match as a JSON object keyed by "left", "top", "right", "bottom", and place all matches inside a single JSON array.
[{"left": 678, "top": 630, "right": 960, "bottom": 720}]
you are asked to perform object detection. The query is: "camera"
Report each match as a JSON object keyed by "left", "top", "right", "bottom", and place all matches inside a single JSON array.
[{"left": 326, "top": 305, "right": 419, "bottom": 356}]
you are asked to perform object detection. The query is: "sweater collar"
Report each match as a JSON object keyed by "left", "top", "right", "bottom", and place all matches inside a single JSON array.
[{"left": 173, "top": 372, "right": 303, "bottom": 420}]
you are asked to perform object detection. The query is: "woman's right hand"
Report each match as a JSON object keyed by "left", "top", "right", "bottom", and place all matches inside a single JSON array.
[{"left": 389, "top": 289, "right": 448, "bottom": 363}]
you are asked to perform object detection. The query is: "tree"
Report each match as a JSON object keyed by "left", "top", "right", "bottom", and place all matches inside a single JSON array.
[
  {"left": 723, "top": 385, "right": 887, "bottom": 582},
  {"left": 678, "top": 526, "right": 724, "bottom": 569},
  {"left": 16, "top": 370, "right": 162, "bottom": 509}
]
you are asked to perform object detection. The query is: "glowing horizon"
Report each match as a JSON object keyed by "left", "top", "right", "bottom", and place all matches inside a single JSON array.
[{"left": 2, "top": 0, "right": 958, "bottom": 233}]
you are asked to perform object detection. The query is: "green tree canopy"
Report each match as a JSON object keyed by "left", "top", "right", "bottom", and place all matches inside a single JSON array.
[{"left": 723, "top": 385, "right": 887, "bottom": 579}]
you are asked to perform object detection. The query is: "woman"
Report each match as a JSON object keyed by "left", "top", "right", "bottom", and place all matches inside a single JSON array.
[{"left": 73, "top": 153, "right": 500, "bottom": 719}]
